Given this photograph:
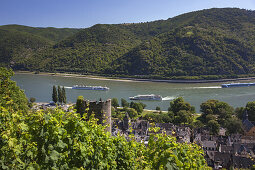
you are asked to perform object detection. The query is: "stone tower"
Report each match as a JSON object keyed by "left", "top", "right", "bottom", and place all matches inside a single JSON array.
[{"left": 87, "top": 99, "right": 112, "bottom": 134}]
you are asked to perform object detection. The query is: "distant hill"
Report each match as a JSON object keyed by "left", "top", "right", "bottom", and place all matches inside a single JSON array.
[
  {"left": 0, "top": 25, "right": 81, "bottom": 43},
  {"left": 0, "top": 25, "right": 81, "bottom": 68},
  {"left": 2, "top": 8, "right": 255, "bottom": 79}
]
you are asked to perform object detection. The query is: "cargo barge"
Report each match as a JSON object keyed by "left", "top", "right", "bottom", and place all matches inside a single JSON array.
[{"left": 221, "top": 83, "right": 255, "bottom": 88}]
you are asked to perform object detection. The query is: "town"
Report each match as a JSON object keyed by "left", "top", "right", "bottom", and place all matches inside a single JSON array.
[{"left": 35, "top": 96, "right": 255, "bottom": 169}]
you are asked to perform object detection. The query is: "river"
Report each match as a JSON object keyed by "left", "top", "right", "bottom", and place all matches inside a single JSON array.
[{"left": 12, "top": 73, "right": 255, "bottom": 112}]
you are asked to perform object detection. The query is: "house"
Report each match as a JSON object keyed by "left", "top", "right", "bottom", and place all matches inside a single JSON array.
[
  {"left": 242, "top": 110, "right": 255, "bottom": 136},
  {"left": 202, "top": 140, "right": 217, "bottom": 151},
  {"left": 131, "top": 120, "right": 149, "bottom": 136},
  {"left": 155, "top": 123, "right": 175, "bottom": 136},
  {"left": 232, "top": 156, "right": 254, "bottom": 169},
  {"left": 175, "top": 126, "right": 191, "bottom": 143},
  {"left": 214, "top": 152, "right": 232, "bottom": 169}
]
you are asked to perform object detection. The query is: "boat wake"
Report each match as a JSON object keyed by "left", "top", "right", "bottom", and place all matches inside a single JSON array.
[
  {"left": 64, "top": 86, "right": 73, "bottom": 89},
  {"left": 194, "top": 86, "right": 221, "bottom": 89},
  {"left": 182, "top": 86, "right": 221, "bottom": 89},
  {"left": 162, "top": 96, "right": 176, "bottom": 101}
]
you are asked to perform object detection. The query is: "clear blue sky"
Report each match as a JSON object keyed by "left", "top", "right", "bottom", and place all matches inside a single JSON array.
[{"left": 1, "top": 0, "right": 255, "bottom": 28}]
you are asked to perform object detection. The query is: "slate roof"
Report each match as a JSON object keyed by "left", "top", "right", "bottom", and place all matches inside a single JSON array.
[
  {"left": 155, "top": 123, "right": 174, "bottom": 130},
  {"left": 233, "top": 143, "right": 255, "bottom": 155},
  {"left": 220, "top": 145, "right": 233, "bottom": 153},
  {"left": 238, "top": 144, "right": 248, "bottom": 154},
  {"left": 208, "top": 152, "right": 232, "bottom": 168},
  {"left": 132, "top": 120, "right": 149, "bottom": 129},
  {"left": 202, "top": 140, "right": 217, "bottom": 149},
  {"left": 242, "top": 119, "right": 254, "bottom": 132},
  {"left": 214, "top": 152, "right": 231, "bottom": 164},
  {"left": 233, "top": 156, "right": 254, "bottom": 169}
]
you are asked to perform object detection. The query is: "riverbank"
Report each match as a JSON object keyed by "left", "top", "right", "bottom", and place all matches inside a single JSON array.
[{"left": 14, "top": 71, "right": 255, "bottom": 83}]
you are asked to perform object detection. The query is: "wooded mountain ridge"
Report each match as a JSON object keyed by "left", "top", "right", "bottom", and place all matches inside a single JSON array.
[{"left": 1, "top": 8, "right": 255, "bottom": 79}]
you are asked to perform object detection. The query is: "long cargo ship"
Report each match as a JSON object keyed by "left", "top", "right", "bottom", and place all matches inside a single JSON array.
[
  {"left": 221, "top": 83, "right": 255, "bottom": 88},
  {"left": 129, "top": 94, "right": 162, "bottom": 101},
  {"left": 72, "top": 85, "right": 109, "bottom": 90}
]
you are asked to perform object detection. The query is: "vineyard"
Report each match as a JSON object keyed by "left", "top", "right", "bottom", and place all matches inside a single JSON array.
[{"left": 0, "top": 67, "right": 209, "bottom": 169}]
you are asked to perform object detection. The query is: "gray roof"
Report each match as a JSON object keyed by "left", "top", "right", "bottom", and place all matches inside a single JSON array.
[
  {"left": 220, "top": 145, "right": 233, "bottom": 153},
  {"left": 242, "top": 119, "right": 254, "bottom": 132},
  {"left": 233, "top": 156, "right": 254, "bottom": 169},
  {"left": 202, "top": 140, "right": 216, "bottom": 148}
]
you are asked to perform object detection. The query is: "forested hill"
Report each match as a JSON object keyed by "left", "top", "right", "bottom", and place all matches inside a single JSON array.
[
  {"left": 0, "top": 25, "right": 81, "bottom": 43},
  {"left": 2, "top": 8, "right": 255, "bottom": 79},
  {"left": 0, "top": 25, "right": 81, "bottom": 68}
]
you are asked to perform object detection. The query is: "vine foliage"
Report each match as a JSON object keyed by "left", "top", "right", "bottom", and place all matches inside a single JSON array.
[{"left": 0, "top": 67, "right": 209, "bottom": 169}]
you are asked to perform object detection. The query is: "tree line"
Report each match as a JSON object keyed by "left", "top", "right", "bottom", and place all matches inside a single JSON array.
[
  {"left": 52, "top": 85, "right": 66, "bottom": 104},
  {"left": 111, "top": 96, "right": 254, "bottom": 136}
]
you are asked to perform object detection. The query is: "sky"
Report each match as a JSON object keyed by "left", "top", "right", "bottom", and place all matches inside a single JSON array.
[{"left": 1, "top": 0, "right": 255, "bottom": 28}]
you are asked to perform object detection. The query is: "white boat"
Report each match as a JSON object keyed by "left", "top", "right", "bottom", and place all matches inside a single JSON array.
[
  {"left": 72, "top": 85, "right": 109, "bottom": 91},
  {"left": 129, "top": 94, "right": 162, "bottom": 101}
]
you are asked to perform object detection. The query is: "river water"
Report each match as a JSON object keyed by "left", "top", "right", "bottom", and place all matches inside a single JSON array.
[{"left": 12, "top": 73, "right": 255, "bottom": 112}]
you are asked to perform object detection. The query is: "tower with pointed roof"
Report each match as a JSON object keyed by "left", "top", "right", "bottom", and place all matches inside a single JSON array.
[{"left": 242, "top": 110, "right": 255, "bottom": 136}]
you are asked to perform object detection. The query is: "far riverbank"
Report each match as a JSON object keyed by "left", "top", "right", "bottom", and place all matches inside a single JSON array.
[{"left": 14, "top": 71, "right": 255, "bottom": 84}]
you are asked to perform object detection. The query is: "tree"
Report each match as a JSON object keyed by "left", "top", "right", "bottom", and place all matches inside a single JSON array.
[
  {"left": 29, "top": 97, "right": 36, "bottom": 103},
  {"left": 225, "top": 117, "right": 243, "bottom": 134},
  {"left": 156, "top": 106, "right": 161, "bottom": 111},
  {"left": 121, "top": 98, "right": 129, "bottom": 108},
  {"left": 245, "top": 101, "right": 255, "bottom": 121},
  {"left": 200, "top": 99, "right": 234, "bottom": 126},
  {"left": 174, "top": 110, "right": 193, "bottom": 125},
  {"left": 130, "top": 102, "right": 143, "bottom": 114},
  {"left": 235, "top": 102, "right": 255, "bottom": 122},
  {"left": 76, "top": 96, "right": 86, "bottom": 116},
  {"left": 126, "top": 108, "right": 138, "bottom": 119},
  {"left": 167, "top": 111, "right": 174, "bottom": 120},
  {"left": 235, "top": 107, "right": 245, "bottom": 120},
  {"left": 169, "top": 97, "right": 195, "bottom": 115},
  {"left": 207, "top": 120, "right": 220, "bottom": 135},
  {"left": 0, "top": 67, "right": 28, "bottom": 112},
  {"left": 168, "top": 97, "right": 195, "bottom": 125},
  {"left": 52, "top": 85, "right": 58, "bottom": 104},
  {"left": 215, "top": 102, "right": 234, "bottom": 126},
  {"left": 143, "top": 112, "right": 172, "bottom": 123},
  {"left": 205, "top": 114, "right": 216, "bottom": 123},
  {"left": 62, "top": 86, "right": 66, "bottom": 104},
  {"left": 130, "top": 101, "right": 135, "bottom": 108},
  {"left": 58, "top": 85, "right": 62, "bottom": 104},
  {"left": 112, "top": 98, "right": 119, "bottom": 108},
  {"left": 200, "top": 99, "right": 218, "bottom": 116},
  {"left": 193, "top": 120, "right": 204, "bottom": 129},
  {"left": 139, "top": 102, "right": 146, "bottom": 109}
]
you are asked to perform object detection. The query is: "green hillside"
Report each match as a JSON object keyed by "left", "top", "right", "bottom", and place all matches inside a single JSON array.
[
  {"left": 44, "top": 24, "right": 142, "bottom": 73},
  {"left": 0, "top": 25, "right": 81, "bottom": 43},
  {"left": 2, "top": 8, "right": 255, "bottom": 79},
  {"left": 0, "top": 28, "right": 50, "bottom": 67},
  {"left": 112, "top": 26, "right": 255, "bottom": 77},
  {"left": 0, "top": 25, "right": 81, "bottom": 68}
]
